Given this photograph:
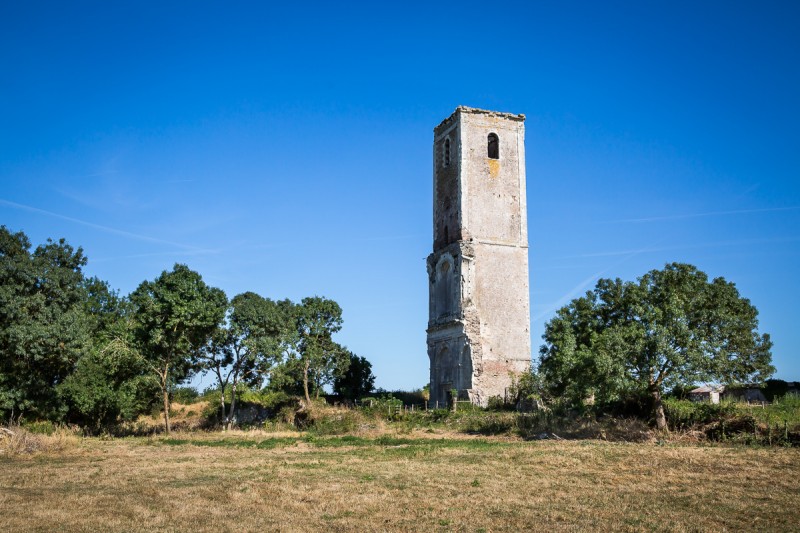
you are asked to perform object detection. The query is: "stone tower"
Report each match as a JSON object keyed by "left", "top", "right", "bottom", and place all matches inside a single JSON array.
[{"left": 427, "top": 106, "right": 531, "bottom": 407}]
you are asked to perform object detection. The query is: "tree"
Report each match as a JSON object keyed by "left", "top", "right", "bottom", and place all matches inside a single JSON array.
[
  {"left": 0, "top": 227, "right": 91, "bottom": 421},
  {"left": 130, "top": 264, "right": 227, "bottom": 435},
  {"left": 539, "top": 263, "right": 774, "bottom": 430},
  {"left": 197, "top": 293, "right": 296, "bottom": 429},
  {"left": 333, "top": 352, "right": 375, "bottom": 400},
  {"left": 60, "top": 277, "right": 158, "bottom": 429},
  {"left": 295, "top": 296, "right": 348, "bottom": 405},
  {"left": 59, "top": 337, "right": 158, "bottom": 431}
]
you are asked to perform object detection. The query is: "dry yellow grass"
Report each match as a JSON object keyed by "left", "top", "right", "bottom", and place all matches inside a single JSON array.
[
  {"left": 0, "top": 426, "right": 79, "bottom": 456},
  {"left": 1, "top": 430, "right": 798, "bottom": 532}
]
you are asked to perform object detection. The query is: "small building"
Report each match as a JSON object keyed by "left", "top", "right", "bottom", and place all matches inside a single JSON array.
[
  {"left": 689, "top": 385, "right": 724, "bottom": 404},
  {"left": 723, "top": 385, "right": 767, "bottom": 403}
]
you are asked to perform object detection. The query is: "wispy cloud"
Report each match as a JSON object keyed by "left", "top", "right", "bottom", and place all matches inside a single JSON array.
[
  {"left": 347, "top": 234, "right": 421, "bottom": 243},
  {"left": 531, "top": 267, "right": 612, "bottom": 323},
  {"left": 531, "top": 244, "right": 655, "bottom": 323},
  {"left": 0, "top": 198, "right": 211, "bottom": 252},
  {"left": 213, "top": 233, "right": 423, "bottom": 255},
  {"left": 608, "top": 205, "right": 800, "bottom": 224},
  {"left": 91, "top": 249, "right": 222, "bottom": 263},
  {"left": 562, "top": 236, "right": 800, "bottom": 259},
  {"left": 534, "top": 234, "right": 800, "bottom": 323},
  {"left": 79, "top": 170, "right": 120, "bottom": 178}
]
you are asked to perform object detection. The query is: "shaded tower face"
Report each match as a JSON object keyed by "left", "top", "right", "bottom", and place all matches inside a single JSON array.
[{"left": 427, "top": 106, "right": 531, "bottom": 407}]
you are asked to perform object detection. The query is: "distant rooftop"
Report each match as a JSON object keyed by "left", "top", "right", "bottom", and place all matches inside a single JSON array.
[{"left": 690, "top": 385, "right": 724, "bottom": 394}]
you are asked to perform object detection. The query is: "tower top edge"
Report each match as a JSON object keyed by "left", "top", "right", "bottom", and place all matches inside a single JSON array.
[{"left": 434, "top": 106, "right": 525, "bottom": 132}]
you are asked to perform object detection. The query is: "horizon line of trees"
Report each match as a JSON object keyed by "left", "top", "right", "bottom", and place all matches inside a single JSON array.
[
  {"left": 1, "top": 226, "right": 777, "bottom": 434},
  {"left": 0, "top": 226, "right": 375, "bottom": 434}
]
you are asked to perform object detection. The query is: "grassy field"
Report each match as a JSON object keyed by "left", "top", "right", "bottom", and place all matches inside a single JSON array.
[{"left": 2, "top": 429, "right": 799, "bottom": 532}]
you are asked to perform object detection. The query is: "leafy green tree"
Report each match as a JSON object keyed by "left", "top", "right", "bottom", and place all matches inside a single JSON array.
[
  {"left": 59, "top": 337, "right": 159, "bottom": 431},
  {"left": 333, "top": 352, "right": 375, "bottom": 400},
  {"left": 539, "top": 263, "right": 774, "bottom": 430},
  {"left": 60, "top": 276, "right": 159, "bottom": 429},
  {"left": 198, "top": 293, "right": 296, "bottom": 429},
  {"left": 295, "top": 296, "right": 348, "bottom": 405},
  {"left": 130, "top": 264, "right": 227, "bottom": 434},
  {"left": 266, "top": 356, "right": 307, "bottom": 396},
  {"left": 0, "top": 227, "right": 91, "bottom": 421},
  {"left": 81, "top": 276, "right": 128, "bottom": 342}
]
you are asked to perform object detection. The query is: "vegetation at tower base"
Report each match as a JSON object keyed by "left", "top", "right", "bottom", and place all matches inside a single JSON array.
[
  {"left": 539, "top": 262, "right": 774, "bottom": 430},
  {"left": 130, "top": 264, "right": 228, "bottom": 435}
]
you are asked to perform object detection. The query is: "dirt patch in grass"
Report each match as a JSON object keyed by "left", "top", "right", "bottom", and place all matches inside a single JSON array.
[{"left": 1, "top": 431, "right": 798, "bottom": 532}]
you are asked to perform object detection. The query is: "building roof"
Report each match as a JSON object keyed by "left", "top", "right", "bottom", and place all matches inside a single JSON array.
[
  {"left": 434, "top": 106, "right": 525, "bottom": 132},
  {"left": 690, "top": 385, "right": 724, "bottom": 394}
]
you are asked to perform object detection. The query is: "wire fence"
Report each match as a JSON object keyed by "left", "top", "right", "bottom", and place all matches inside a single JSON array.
[{"left": 350, "top": 398, "right": 479, "bottom": 414}]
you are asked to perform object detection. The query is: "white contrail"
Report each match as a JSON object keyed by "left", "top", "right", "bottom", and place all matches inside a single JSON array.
[
  {"left": 0, "top": 198, "right": 208, "bottom": 251},
  {"left": 562, "top": 236, "right": 800, "bottom": 259},
  {"left": 531, "top": 241, "right": 665, "bottom": 323},
  {"left": 530, "top": 268, "right": 611, "bottom": 323},
  {"left": 609, "top": 205, "right": 800, "bottom": 223}
]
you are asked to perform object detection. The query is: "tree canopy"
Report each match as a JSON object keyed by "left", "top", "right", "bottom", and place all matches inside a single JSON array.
[
  {"left": 130, "top": 264, "right": 227, "bottom": 434},
  {"left": 294, "top": 296, "right": 349, "bottom": 405},
  {"left": 197, "top": 292, "right": 296, "bottom": 428},
  {"left": 539, "top": 263, "right": 774, "bottom": 429},
  {"left": 0, "top": 226, "right": 91, "bottom": 420},
  {"left": 334, "top": 352, "right": 376, "bottom": 400},
  {"left": 0, "top": 227, "right": 367, "bottom": 431}
]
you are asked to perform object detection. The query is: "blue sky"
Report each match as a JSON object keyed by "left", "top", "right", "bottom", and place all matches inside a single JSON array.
[{"left": 1, "top": 1, "right": 798, "bottom": 389}]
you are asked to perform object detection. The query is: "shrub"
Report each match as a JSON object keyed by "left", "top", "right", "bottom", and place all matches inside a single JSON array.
[
  {"left": 22, "top": 420, "right": 58, "bottom": 435},
  {"left": 486, "top": 396, "right": 508, "bottom": 411},
  {"left": 371, "top": 389, "right": 427, "bottom": 405},
  {"left": 172, "top": 386, "right": 200, "bottom": 404},
  {"left": 662, "top": 398, "right": 738, "bottom": 430},
  {"left": 240, "top": 390, "right": 293, "bottom": 411}
]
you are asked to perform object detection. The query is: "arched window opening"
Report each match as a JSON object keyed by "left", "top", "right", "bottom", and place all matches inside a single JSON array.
[
  {"left": 443, "top": 225, "right": 449, "bottom": 244},
  {"left": 487, "top": 133, "right": 499, "bottom": 159},
  {"left": 444, "top": 138, "right": 451, "bottom": 168}
]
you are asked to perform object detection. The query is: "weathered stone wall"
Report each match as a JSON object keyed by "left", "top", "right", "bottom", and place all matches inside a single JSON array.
[
  {"left": 427, "top": 106, "right": 531, "bottom": 407},
  {"left": 433, "top": 120, "right": 461, "bottom": 250},
  {"left": 470, "top": 242, "right": 531, "bottom": 403},
  {"left": 460, "top": 111, "right": 527, "bottom": 246}
]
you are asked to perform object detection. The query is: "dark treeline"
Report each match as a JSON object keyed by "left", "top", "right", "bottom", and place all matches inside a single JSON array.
[{"left": 0, "top": 227, "right": 374, "bottom": 434}]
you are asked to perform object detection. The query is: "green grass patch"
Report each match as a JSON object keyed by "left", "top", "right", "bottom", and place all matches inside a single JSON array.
[
  {"left": 158, "top": 437, "right": 298, "bottom": 449},
  {"left": 152, "top": 434, "right": 512, "bottom": 452}
]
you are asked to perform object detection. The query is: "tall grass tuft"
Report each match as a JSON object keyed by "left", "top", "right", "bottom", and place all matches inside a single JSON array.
[{"left": 0, "top": 424, "right": 79, "bottom": 456}]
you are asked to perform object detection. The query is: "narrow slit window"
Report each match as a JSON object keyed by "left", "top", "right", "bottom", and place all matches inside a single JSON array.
[
  {"left": 444, "top": 138, "right": 451, "bottom": 168},
  {"left": 487, "top": 133, "right": 499, "bottom": 159}
]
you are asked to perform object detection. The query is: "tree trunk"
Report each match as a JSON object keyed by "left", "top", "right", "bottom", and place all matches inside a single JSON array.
[
  {"left": 303, "top": 360, "right": 311, "bottom": 406},
  {"left": 214, "top": 366, "right": 228, "bottom": 429},
  {"left": 161, "top": 363, "right": 171, "bottom": 436},
  {"left": 651, "top": 386, "right": 667, "bottom": 431},
  {"left": 226, "top": 379, "right": 238, "bottom": 431},
  {"left": 162, "top": 386, "right": 171, "bottom": 436},
  {"left": 219, "top": 386, "right": 226, "bottom": 428}
]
